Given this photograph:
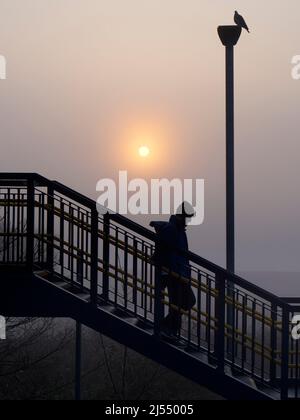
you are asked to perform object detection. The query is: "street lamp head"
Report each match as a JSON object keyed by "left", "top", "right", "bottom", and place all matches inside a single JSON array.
[{"left": 218, "top": 25, "right": 242, "bottom": 47}]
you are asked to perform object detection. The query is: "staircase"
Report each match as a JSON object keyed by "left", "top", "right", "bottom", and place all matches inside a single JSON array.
[{"left": 0, "top": 173, "right": 299, "bottom": 400}]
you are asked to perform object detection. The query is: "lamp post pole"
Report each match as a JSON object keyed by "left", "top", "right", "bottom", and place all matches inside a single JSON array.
[
  {"left": 225, "top": 43, "right": 235, "bottom": 274},
  {"left": 218, "top": 26, "right": 241, "bottom": 328},
  {"left": 218, "top": 26, "right": 241, "bottom": 275}
]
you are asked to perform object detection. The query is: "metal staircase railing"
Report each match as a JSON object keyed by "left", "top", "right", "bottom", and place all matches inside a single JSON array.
[{"left": 0, "top": 173, "right": 299, "bottom": 400}]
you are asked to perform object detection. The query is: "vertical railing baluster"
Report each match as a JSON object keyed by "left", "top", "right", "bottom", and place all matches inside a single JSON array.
[
  {"left": 235, "top": 292, "right": 241, "bottom": 358},
  {"left": 290, "top": 325, "right": 295, "bottom": 396},
  {"left": 215, "top": 272, "right": 226, "bottom": 373},
  {"left": 231, "top": 288, "right": 236, "bottom": 367},
  {"left": 241, "top": 295, "right": 247, "bottom": 372},
  {"left": 26, "top": 177, "right": 35, "bottom": 272},
  {"left": 70, "top": 206, "right": 74, "bottom": 286},
  {"left": 90, "top": 206, "right": 99, "bottom": 305},
  {"left": 77, "top": 249, "right": 84, "bottom": 290},
  {"left": 47, "top": 185, "right": 54, "bottom": 273},
  {"left": 3, "top": 190, "right": 7, "bottom": 262},
  {"left": 102, "top": 213, "right": 110, "bottom": 301},
  {"left": 76, "top": 206, "right": 83, "bottom": 280},
  {"left": 2, "top": 190, "right": 6, "bottom": 262},
  {"left": 296, "top": 333, "right": 299, "bottom": 399},
  {"left": 85, "top": 210, "right": 89, "bottom": 279},
  {"left": 270, "top": 302, "right": 278, "bottom": 384},
  {"left": 261, "top": 304, "right": 266, "bottom": 382},
  {"left": 68, "top": 204, "right": 72, "bottom": 271},
  {"left": 7, "top": 189, "right": 11, "bottom": 262},
  {"left": 281, "top": 306, "right": 290, "bottom": 400},
  {"left": 150, "top": 244, "right": 154, "bottom": 314},
  {"left": 41, "top": 192, "right": 46, "bottom": 264},
  {"left": 21, "top": 192, "right": 25, "bottom": 262},
  {"left": 1, "top": 190, "right": 3, "bottom": 262},
  {"left": 205, "top": 274, "right": 210, "bottom": 344},
  {"left": 38, "top": 193, "right": 42, "bottom": 264},
  {"left": 124, "top": 233, "right": 128, "bottom": 310},
  {"left": 154, "top": 239, "right": 163, "bottom": 336},
  {"left": 12, "top": 192, "right": 16, "bottom": 263},
  {"left": 207, "top": 276, "right": 212, "bottom": 353},
  {"left": 60, "top": 199, "right": 65, "bottom": 278},
  {"left": 80, "top": 211, "right": 85, "bottom": 287},
  {"left": 197, "top": 271, "right": 202, "bottom": 350},
  {"left": 114, "top": 228, "right": 119, "bottom": 306},
  {"left": 187, "top": 274, "right": 192, "bottom": 348},
  {"left": 251, "top": 300, "right": 257, "bottom": 376},
  {"left": 143, "top": 241, "right": 148, "bottom": 320},
  {"left": 133, "top": 239, "right": 138, "bottom": 316},
  {"left": 17, "top": 189, "right": 21, "bottom": 262},
  {"left": 141, "top": 242, "right": 145, "bottom": 310}
]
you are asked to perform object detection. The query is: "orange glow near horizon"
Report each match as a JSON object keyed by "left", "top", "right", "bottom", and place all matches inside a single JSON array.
[{"left": 113, "top": 116, "right": 174, "bottom": 175}]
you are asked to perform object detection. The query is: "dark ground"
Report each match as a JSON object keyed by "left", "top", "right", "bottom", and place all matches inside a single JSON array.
[{"left": 0, "top": 318, "right": 222, "bottom": 401}]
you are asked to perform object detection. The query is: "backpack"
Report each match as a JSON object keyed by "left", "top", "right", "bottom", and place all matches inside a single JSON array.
[{"left": 149, "top": 221, "right": 169, "bottom": 265}]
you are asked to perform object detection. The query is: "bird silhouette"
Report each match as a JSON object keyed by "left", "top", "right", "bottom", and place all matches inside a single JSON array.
[{"left": 234, "top": 11, "right": 250, "bottom": 33}]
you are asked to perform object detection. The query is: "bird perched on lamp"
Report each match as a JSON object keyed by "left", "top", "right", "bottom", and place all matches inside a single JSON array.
[{"left": 234, "top": 11, "right": 250, "bottom": 33}]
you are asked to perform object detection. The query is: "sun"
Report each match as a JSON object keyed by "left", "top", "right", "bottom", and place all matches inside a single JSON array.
[{"left": 138, "top": 146, "right": 150, "bottom": 158}]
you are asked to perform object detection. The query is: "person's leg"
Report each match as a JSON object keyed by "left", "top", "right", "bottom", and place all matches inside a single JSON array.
[
  {"left": 159, "top": 275, "right": 173, "bottom": 331},
  {"left": 159, "top": 276, "right": 177, "bottom": 334},
  {"left": 173, "top": 283, "right": 183, "bottom": 334},
  {"left": 168, "top": 278, "right": 182, "bottom": 335}
]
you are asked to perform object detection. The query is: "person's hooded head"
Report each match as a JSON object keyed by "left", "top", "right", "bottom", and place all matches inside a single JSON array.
[{"left": 175, "top": 202, "right": 195, "bottom": 229}]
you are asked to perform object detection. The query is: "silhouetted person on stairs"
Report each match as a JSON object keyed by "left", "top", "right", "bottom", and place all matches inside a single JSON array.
[{"left": 150, "top": 202, "right": 196, "bottom": 338}]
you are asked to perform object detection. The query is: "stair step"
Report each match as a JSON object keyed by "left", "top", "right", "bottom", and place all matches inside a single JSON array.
[
  {"left": 34, "top": 270, "right": 51, "bottom": 279},
  {"left": 60, "top": 283, "right": 90, "bottom": 299},
  {"left": 101, "top": 306, "right": 153, "bottom": 330},
  {"left": 35, "top": 273, "right": 68, "bottom": 288},
  {"left": 34, "top": 272, "right": 90, "bottom": 300},
  {"left": 235, "top": 375, "right": 258, "bottom": 390}
]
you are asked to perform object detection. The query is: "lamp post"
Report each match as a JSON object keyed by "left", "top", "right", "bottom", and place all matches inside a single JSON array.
[{"left": 217, "top": 25, "right": 241, "bottom": 275}]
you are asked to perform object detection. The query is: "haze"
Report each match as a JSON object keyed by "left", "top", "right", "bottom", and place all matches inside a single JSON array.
[{"left": 0, "top": 0, "right": 300, "bottom": 276}]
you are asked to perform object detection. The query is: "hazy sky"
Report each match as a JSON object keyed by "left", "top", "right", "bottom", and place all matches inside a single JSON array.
[{"left": 1, "top": 0, "right": 300, "bottom": 274}]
